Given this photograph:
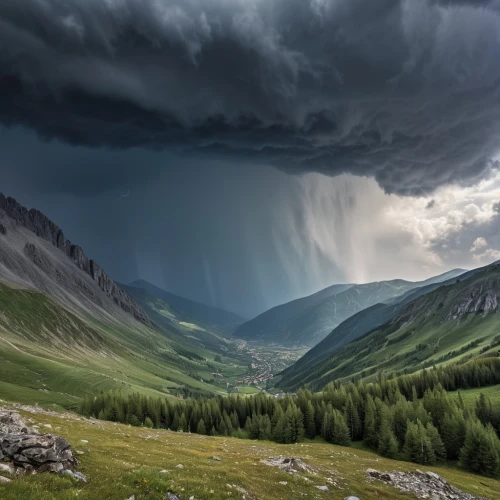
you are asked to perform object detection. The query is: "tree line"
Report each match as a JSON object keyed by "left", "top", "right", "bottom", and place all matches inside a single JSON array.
[{"left": 79, "top": 357, "right": 500, "bottom": 478}]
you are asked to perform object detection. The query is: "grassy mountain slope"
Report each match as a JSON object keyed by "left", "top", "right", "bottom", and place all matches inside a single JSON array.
[
  {"left": 284, "top": 268, "right": 475, "bottom": 380},
  {"left": 0, "top": 282, "right": 253, "bottom": 408},
  {"left": 234, "top": 269, "right": 465, "bottom": 347},
  {"left": 122, "top": 284, "right": 238, "bottom": 355},
  {"left": 0, "top": 202, "right": 252, "bottom": 408},
  {"left": 277, "top": 262, "right": 500, "bottom": 391},
  {"left": 130, "top": 279, "right": 244, "bottom": 335},
  {"left": 232, "top": 283, "right": 353, "bottom": 346},
  {"left": 1, "top": 403, "right": 497, "bottom": 500}
]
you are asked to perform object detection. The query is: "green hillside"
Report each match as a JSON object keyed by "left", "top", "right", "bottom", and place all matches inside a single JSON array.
[
  {"left": 283, "top": 267, "right": 481, "bottom": 382},
  {"left": 2, "top": 402, "right": 498, "bottom": 500},
  {"left": 129, "top": 279, "right": 244, "bottom": 335},
  {"left": 277, "top": 263, "right": 500, "bottom": 391},
  {"left": 234, "top": 270, "right": 465, "bottom": 347},
  {"left": 122, "top": 284, "right": 238, "bottom": 355},
  {"left": 0, "top": 283, "right": 251, "bottom": 408}
]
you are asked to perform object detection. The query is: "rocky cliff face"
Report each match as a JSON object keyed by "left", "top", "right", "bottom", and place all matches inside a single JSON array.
[
  {"left": 0, "top": 193, "right": 152, "bottom": 327},
  {"left": 445, "top": 281, "right": 500, "bottom": 320}
]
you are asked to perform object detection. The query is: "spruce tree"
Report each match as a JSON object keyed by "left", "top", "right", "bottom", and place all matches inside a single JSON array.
[
  {"left": 196, "top": 419, "right": 207, "bottom": 435},
  {"left": 460, "top": 420, "right": 500, "bottom": 478},
  {"left": 404, "top": 420, "right": 436, "bottom": 465},
  {"left": 363, "top": 396, "right": 377, "bottom": 448},
  {"left": 331, "top": 410, "right": 351, "bottom": 446}
]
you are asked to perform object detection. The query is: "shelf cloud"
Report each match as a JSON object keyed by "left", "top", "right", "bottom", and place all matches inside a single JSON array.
[{"left": 2, "top": 0, "right": 500, "bottom": 195}]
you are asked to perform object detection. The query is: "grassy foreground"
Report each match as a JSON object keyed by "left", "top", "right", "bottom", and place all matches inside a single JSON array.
[{"left": 0, "top": 404, "right": 498, "bottom": 500}]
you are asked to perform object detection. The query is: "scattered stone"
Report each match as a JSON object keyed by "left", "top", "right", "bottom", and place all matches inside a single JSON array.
[
  {"left": 75, "top": 450, "right": 85, "bottom": 455},
  {"left": 279, "top": 481, "right": 288, "bottom": 485},
  {"left": 367, "top": 469, "right": 488, "bottom": 499},
  {"left": 315, "top": 485, "right": 329, "bottom": 492},
  {"left": 176, "top": 464, "right": 184, "bottom": 469},
  {"left": 211, "top": 455, "right": 221, "bottom": 461},
  {"left": 63, "top": 470, "right": 89, "bottom": 482},
  {"left": 44, "top": 424, "right": 52, "bottom": 429},
  {"left": 260, "top": 456, "right": 316, "bottom": 474},
  {"left": 344, "top": 497, "right": 361, "bottom": 500},
  {"left": 0, "top": 463, "right": 13, "bottom": 474},
  {"left": 167, "top": 493, "right": 180, "bottom": 500},
  {"left": 127, "top": 496, "right": 135, "bottom": 500},
  {"left": 159, "top": 469, "right": 169, "bottom": 473},
  {"left": 80, "top": 439, "right": 89, "bottom": 444},
  {"left": 0, "top": 475, "right": 11, "bottom": 483},
  {"left": 0, "top": 408, "right": 84, "bottom": 480}
]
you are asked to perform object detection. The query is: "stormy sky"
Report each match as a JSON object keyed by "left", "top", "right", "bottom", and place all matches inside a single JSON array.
[{"left": 2, "top": 0, "right": 500, "bottom": 317}]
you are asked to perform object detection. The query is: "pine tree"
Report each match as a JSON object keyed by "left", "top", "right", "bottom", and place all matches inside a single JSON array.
[
  {"left": 377, "top": 408, "right": 399, "bottom": 459},
  {"left": 441, "top": 411, "right": 466, "bottom": 460},
  {"left": 178, "top": 413, "right": 187, "bottom": 432},
  {"left": 476, "top": 393, "right": 493, "bottom": 426},
  {"left": 345, "top": 396, "right": 362, "bottom": 441},
  {"left": 404, "top": 420, "right": 436, "bottom": 465},
  {"left": 196, "top": 419, "right": 207, "bottom": 435},
  {"left": 259, "top": 415, "right": 272, "bottom": 440},
  {"left": 331, "top": 410, "right": 351, "bottom": 446},
  {"left": 304, "top": 401, "right": 316, "bottom": 439},
  {"left": 144, "top": 416, "right": 154, "bottom": 429},
  {"left": 460, "top": 420, "right": 500, "bottom": 478},
  {"left": 425, "top": 422, "right": 446, "bottom": 462},
  {"left": 272, "top": 414, "right": 286, "bottom": 444},
  {"left": 363, "top": 396, "right": 377, "bottom": 448}
]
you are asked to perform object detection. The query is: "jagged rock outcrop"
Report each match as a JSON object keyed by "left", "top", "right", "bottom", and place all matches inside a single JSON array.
[
  {"left": 0, "top": 193, "right": 152, "bottom": 327},
  {"left": 367, "top": 469, "right": 488, "bottom": 500},
  {"left": 260, "top": 456, "right": 317, "bottom": 474},
  {"left": 446, "top": 282, "right": 500, "bottom": 320},
  {"left": 0, "top": 409, "right": 86, "bottom": 480},
  {"left": 0, "top": 223, "right": 6, "bottom": 235}
]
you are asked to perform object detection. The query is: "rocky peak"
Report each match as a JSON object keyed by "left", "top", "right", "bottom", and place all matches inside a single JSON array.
[{"left": 0, "top": 193, "right": 153, "bottom": 328}]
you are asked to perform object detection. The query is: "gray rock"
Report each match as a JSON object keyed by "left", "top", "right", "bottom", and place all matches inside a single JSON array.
[
  {"left": 0, "top": 194, "right": 152, "bottom": 327},
  {"left": 167, "top": 493, "right": 180, "bottom": 500},
  {"left": 260, "top": 456, "right": 316, "bottom": 474},
  {"left": 367, "top": 469, "right": 488, "bottom": 499},
  {"left": 315, "top": 485, "right": 329, "bottom": 492},
  {"left": 63, "top": 470, "right": 88, "bottom": 482},
  {"left": 0, "top": 223, "right": 6, "bottom": 235},
  {"left": 0, "top": 475, "right": 11, "bottom": 483},
  {"left": 0, "top": 463, "right": 13, "bottom": 474},
  {"left": 0, "top": 409, "right": 83, "bottom": 479},
  {"left": 344, "top": 497, "right": 361, "bottom": 500}
]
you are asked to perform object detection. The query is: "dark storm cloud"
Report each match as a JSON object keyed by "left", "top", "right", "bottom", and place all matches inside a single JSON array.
[{"left": 2, "top": 0, "right": 500, "bottom": 194}]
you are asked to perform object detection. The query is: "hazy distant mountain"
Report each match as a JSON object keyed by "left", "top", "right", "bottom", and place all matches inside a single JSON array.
[
  {"left": 233, "top": 269, "right": 466, "bottom": 347},
  {"left": 278, "top": 263, "right": 498, "bottom": 391},
  {"left": 129, "top": 280, "right": 245, "bottom": 335}
]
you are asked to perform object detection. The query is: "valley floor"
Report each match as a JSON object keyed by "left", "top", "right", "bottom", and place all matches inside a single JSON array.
[{"left": 0, "top": 402, "right": 498, "bottom": 500}]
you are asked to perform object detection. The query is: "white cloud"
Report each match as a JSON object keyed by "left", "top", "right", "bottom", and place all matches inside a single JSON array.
[
  {"left": 279, "top": 170, "right": 500, "bottom": 285},
  {"left": 472, "top": 248, "right": 500, "bottom": 264},
  {"left": 470, "top": 237, "right": 488, "bottom": 253}
]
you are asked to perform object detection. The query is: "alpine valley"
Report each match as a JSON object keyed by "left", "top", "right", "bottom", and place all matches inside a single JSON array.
[
  {"left": 2, "top": 194, "right": 500, "bottom": 499},
  {"left": 4, "top": 2, "right": 500, "bottom": 498}
]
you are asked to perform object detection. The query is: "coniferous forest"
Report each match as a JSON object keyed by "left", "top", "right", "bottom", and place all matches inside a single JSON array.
[{"left": 80, "top": 357, "right": 500, "bottom": 479}]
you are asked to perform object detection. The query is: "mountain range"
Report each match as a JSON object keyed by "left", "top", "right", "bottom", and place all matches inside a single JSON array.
[
  {"left": 0, "top": 194, "right": 250, "bottom": 407},
  {"left": 127, "top": 280, "right": 245, "bottom": 335},
  {"left": 233, "top": 269, "right": 465, "bottom": 347},
  {"left": 2, "top": 191, "right": 498, "bottom": 408},
  {"left": 278, "top": 261, "right": 500, "bottom": 391}
]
